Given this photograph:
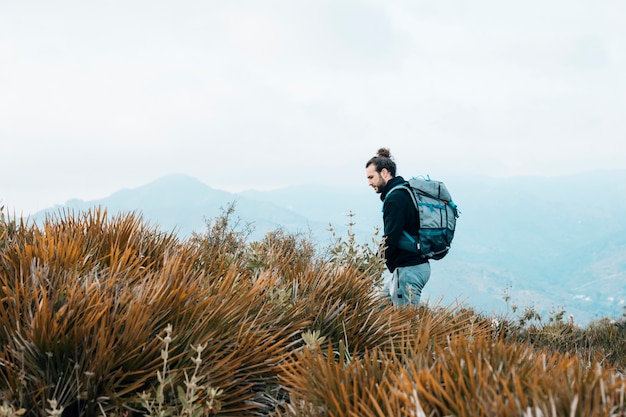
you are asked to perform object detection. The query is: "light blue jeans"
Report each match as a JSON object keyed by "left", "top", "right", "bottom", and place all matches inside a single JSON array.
[{"left": 388, "top": 263, "right": 431, "bottom": 307}]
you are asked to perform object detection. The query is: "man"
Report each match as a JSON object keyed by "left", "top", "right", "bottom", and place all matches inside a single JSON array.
[{"left": 365, "top": 148, "right": 430, "bottom": 306}]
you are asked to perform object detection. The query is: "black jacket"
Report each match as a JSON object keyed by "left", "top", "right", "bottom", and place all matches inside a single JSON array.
[{"left": 379, "top": 176, "right": 427, "bottom": 272}]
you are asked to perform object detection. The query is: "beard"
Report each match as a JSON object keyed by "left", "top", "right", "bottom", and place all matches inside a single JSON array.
[{"left": 375, "top": 178, "right": 387, "bottom": 193}]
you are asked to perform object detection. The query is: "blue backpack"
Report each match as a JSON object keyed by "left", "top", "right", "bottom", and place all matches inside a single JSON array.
[{"left": 385, "top": 176, "right": 459, "bottom": 260}]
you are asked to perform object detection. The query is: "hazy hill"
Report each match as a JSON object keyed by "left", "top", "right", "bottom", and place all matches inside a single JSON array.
[
  {"left": 54, "top": 174, "right": 326, "bottom": 242},
  {"left": 30, "top": 171, "right": 626, "bottom": 326}
]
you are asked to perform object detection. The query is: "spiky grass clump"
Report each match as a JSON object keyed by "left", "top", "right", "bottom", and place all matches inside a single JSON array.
[
  {"left": 0, "top": 208, "right": 178, "bottom": 414},
  {"left": 506, "top": 310, "right": 626, "bottom": 373},
  {"left": 0, "top": 208, "right": 310, "bottom": 415},
  {"left": 275, "top": 304, "right": 495, "bottom": 416},
  {"left": 277, "top": 320, "right": 626, "bottom": 417}
]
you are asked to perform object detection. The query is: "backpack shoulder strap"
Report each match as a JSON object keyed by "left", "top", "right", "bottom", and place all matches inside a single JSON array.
[{"left": 384, "top": 182, "right": 418, "bottom": 212}]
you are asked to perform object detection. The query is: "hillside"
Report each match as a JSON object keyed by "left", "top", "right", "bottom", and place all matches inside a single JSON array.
[
  {"left": 31, "top": 171, "right": 626, "bottom": 325},
  {"left": 3, "top": 206, "right": 625, "bottom": 415}
]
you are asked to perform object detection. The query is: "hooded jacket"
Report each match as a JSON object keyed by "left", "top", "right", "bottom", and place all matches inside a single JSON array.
[{"left": 379, "top": 176, "right": 427, "bottom": 272}]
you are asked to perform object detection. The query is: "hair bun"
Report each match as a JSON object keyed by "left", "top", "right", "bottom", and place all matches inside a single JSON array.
[{"left": 376, "top": 148, "right": 392, "bottom": 159}]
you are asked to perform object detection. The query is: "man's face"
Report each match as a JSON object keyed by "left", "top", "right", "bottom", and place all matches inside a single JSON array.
[{"left": 366, "top": 165, "right": 388, "bottom": 194}]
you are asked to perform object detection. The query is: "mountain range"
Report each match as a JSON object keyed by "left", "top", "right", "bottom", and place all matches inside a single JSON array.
[{"left": 31, "top": 171, "right": 626, "bottom": 326}]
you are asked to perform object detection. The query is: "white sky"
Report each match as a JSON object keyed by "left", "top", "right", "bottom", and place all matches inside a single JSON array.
[{"left": 2, "top": 0, "right": 625, "bottom": 215}]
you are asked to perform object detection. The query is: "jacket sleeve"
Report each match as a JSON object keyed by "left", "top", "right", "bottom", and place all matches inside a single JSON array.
[{"left": 381, "top": 191, "right": 411, "bottom": 259}]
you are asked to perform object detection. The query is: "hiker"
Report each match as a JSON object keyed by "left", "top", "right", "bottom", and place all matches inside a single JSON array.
[{"left": 365, "top": 148, "right": 431, "bottom": 306}]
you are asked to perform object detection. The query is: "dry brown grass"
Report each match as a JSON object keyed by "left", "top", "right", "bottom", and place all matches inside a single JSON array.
[{"left": 0, "top": 206, "right": 624, "bottom": 416}]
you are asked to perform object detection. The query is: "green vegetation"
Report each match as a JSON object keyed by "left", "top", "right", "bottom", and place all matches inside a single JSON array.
[{"left": 0, "top": 204, "right": 625, "bottom": 416}]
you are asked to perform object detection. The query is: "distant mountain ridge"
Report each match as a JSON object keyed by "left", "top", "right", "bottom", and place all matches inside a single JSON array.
[
  {"left": 32, "top": 171, "right": 626, "bottom": 326},
  {"left": 60, "top": 174, "right": 326, "bottom": 242}
]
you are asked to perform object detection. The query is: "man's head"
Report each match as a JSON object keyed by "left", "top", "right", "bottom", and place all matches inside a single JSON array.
[{"left": 365, "top": 148, "right": 396, "bottom": 193}]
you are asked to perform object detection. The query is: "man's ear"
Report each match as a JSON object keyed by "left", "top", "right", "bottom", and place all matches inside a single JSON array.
[{"left": 380, "top": 168, "right": 392, "bottom": 181}]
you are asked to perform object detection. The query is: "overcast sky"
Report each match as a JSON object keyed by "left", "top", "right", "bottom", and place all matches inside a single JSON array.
[{"left": 1, "top": 0, "right": 625, "bottom": 215}]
